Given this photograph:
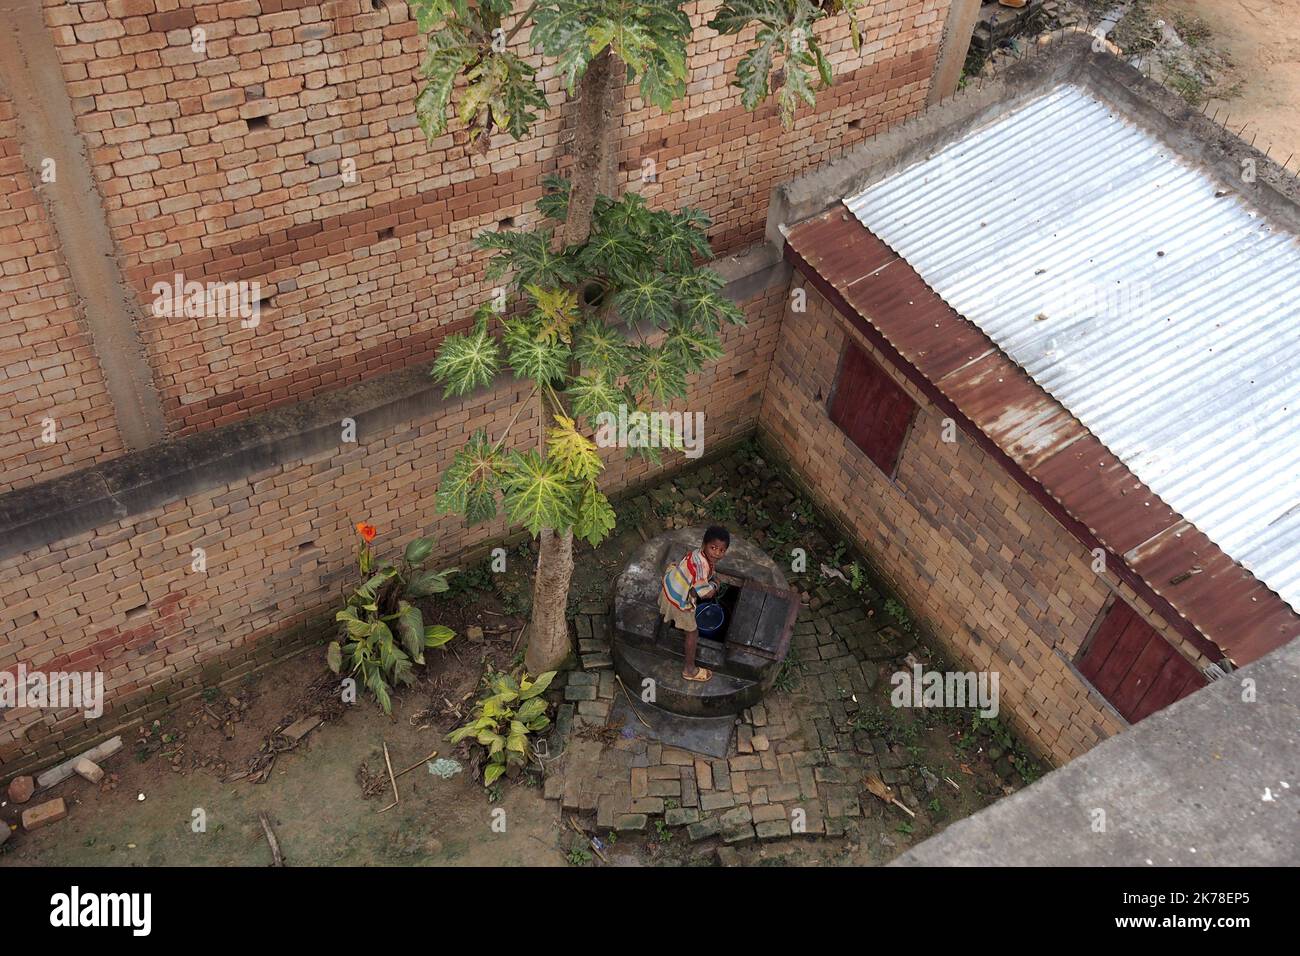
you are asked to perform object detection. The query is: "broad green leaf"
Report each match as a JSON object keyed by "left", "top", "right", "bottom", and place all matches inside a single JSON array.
[
  {"left": 567, "top": 371, "right": 625, "bottom": 427},
  {"left": 504, "top": 319, "right": 571, "bottom": 384},
  {"left": 424, "top": 625, "right": 455, "bottom": 648},
  {"left": 574, "top": 482, "right": 617, "bottom": 547},
  {"left": 515, "top": 697, "right": 547, "bottom": 724},
  {"left": 404, "top": 537, "right": 435, "bottom": 565},
  {"left": 500, "top": 449, "right": 577, "bottom": 535},
  {"left": 614, "top": 273, "right": 677, "bottom": 328},
  {"left": 664, "top": 323, "right": 724, "bottom": 373},
  {"left": 547, "top": 414, "right": 604, "bottom": 483},
  {"left": 431, "top": 326, "right": 501, "bottom": 398},
  {"left": 366, "top": 668, "right": 393, "bottom": 715},
  {"left": 446, "top": 724, "right": 478, "bottom": 744},
  {"left": 436, "top": 429, "right": 501, "bottom": 523},
  {"left": 326, "top": 641, "right": 342, "bottom": 674},
  {"left": 572, "top": 321, "right": 631, "bottom": 377},
  {"left": 709, "top": 0, "right": 846, "bottom": 126},
  {"left": 407, "top": 569, "right": 455, "bottom": 598},
  {"left": 395, "top": 601, "right": 425, "bottom": 663},
  {"left": 527, "top": 284, "right": 581, "bottom": 344},
  {"left": 518, "top": 670, "right": 557, "bottom": 699},
  {"left": 476, "top": 229, "right": 579, "bottom": 290},
  {"left": 626, "top": 345, "right": 688, "bottom": 404},
  {"left": 538, "top": 174, "right": 571, "bottom": 222}
]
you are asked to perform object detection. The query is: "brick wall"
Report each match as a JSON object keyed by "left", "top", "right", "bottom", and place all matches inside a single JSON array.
[
  {"left": 36, "top": 0, "right": 949, "bottom": 436},
  {"left": 760, "top": 285, "right": 1213, "bottom": 766},
  {"left": 0, "top": 280, "right": 784, "bottom": 775},
  {"left": 0, "top": 91, "right": 126, "bottom": 492}
]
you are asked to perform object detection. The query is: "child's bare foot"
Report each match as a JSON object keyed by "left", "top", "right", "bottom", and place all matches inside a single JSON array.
[{"left": 683, "top": 665, "right": 712, "bottom": 682}]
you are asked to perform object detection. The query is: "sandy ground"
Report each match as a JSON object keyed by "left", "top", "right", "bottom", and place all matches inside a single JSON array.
[{"left": 1165, "top": 0, "right": 1300, "bottom": 162}]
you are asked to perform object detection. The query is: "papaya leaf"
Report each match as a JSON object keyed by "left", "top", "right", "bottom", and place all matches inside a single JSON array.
[{"left": 500, "top": 449, "right": 577, "bottom": 535}]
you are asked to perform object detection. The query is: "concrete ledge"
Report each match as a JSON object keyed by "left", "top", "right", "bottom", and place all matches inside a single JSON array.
[
  {"left": 893, "top": 640, "right": 1300, "bottom": 866},
  {"left": 766, "top": 33, "right": 1089, "bottom": 247},
  {"left": 766, "top": 31, "right": 1300, "bottom": 246},
  {"left": 0, "top": 243, "right": 788, "bottom": 561}
]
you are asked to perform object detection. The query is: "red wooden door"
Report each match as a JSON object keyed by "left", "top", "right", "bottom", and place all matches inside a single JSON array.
[
  {"left": 1078, "top": 600, "right": 1207, "bottom": 723},
  {"left": 828, "top": 341, "right": 916, "bottom": 475}
]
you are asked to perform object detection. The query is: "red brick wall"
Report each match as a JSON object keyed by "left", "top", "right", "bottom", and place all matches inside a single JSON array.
[
  {"left": 0, "top": 281, "right": 784, "bottom": 774},
  {"left": 760, "top": 284, "right": 1212, "bottom": 766},
  {"left": 38, "top": 0, "right": 949, "bottom": 435},
  {"left": 0, "top": 91, "right": 126, "bottom": 492}
]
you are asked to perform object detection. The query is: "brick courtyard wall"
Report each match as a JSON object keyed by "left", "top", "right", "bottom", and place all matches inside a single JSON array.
[
  {"left": 759, "top": 285, "right": 1214, "bottom": 766},
  {"left": 35, "top": 0, "right": 949, "bottom": 438},
  {"left": 0, "top": 91, "right": 126, "bottom": 491},
  {"left": 0, "top": 278, "right": 785, "bottom": 776}
]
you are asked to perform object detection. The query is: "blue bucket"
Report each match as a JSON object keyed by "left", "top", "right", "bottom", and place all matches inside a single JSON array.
[{"left": 695, "top": 601, "right": 725, "bottom": 637}]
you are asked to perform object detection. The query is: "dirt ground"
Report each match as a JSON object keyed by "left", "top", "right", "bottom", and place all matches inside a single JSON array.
[
  {"left": 1168, "top": 0, "right": 1300, "bottom": 162},
  {"left": 1073, "top": 0, "right": 1300, "bottom": 161},
  {"left": 0, "top": 651, "right": 568, "bottom": 867}
]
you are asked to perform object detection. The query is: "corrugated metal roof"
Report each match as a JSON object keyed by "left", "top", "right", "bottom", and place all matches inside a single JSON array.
[
  {"left": 845, "top": 84, "right": 1300, "bottom": 615},
  {"left": 785, "top": 210, "right": 1300, "bottom": 666}
]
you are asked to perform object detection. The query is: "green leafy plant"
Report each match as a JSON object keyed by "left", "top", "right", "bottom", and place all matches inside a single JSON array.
[
  {"left": 327, "top": 525, "right": 457, "bottom": 714},
  {"left": 567, "top": 847, "right": 592, "bottom": 865},
  {"left": 884, "top": 597, "right": 913, "bottom": 632},
  {"left": 447, "top": 668, "right": 557, "bottom": 785},
  {"left": 654, "top": 819, "right": 673, "bottom": 843},
  {"left": 971, "top": 713, "right": 1042, "bottom": 783},
  {"left": 774, "top": 644, "right": 803, "bottom": 693},
  {"left": 432, "top": 190, "right": 743, "bottom": 545},
  {"left": 708, "top": 492, "right": 737, "bottom": 522},
  {"left": 710, "top": 0, "right": 866, "bottom": 126},
  {"left": 448, "top": 559, "right": 494, "bottom": 596},
  {"left": 847, "top": 561, "right": 865, "bottom": 593},
  {"left": 412, "top": 0, "right": 865, "bottom": 147},
  {"left": 794, "top": 496, "right": 816, "bottom": 525},
  {"left": 853, "top": 704, "right": 918, "bottom": 747}
]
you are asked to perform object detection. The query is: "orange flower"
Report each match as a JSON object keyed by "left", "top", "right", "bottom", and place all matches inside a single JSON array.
[{"left": 356, "top": 522, "right": 377, "bottom": 542}]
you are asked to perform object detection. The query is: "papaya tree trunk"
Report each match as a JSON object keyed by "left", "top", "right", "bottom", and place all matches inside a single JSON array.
[
  {"left": 525, "top": 47, "right": 623, "bottom": 673},
  {"left": 525, "top": 527, "right": 576, "bottom": 673},
  {"left": 561, "top": 46, "right": 622, "bottom": 246}
]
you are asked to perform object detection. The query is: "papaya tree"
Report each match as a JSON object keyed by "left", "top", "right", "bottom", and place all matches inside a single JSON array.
[{"left": 410, "top": 0, "right": 867, "bottom": 672}]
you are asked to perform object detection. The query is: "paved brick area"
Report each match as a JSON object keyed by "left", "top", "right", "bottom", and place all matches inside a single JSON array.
[{"left": 539, "top": 449, "right": 1000, "bottom": 855}]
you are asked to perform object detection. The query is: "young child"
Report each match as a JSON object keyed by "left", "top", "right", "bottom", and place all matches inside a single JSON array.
[{"left": 659, "top": 526, "right": 730, "bottom": 682}]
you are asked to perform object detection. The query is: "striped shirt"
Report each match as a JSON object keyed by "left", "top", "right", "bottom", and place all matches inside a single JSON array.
[{"left": 662, "top": 548, "right": 717, "bottom": 611}]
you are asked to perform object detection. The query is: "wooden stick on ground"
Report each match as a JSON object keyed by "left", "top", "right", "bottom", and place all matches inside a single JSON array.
[
  {"left": 568, "top": 816, "right": 609, "bottom": 864},
  {"left": 378, "top": 742, "right": 400, "bottom": 813},
  {"left": 259, "top": 812, "right": 285, "bottom": 866},
  {"left": 615, "top": 674, "right": 651, "bottom": 728},
  {"left": 393, "top": 748, "right": 439, "bottom": 781}
]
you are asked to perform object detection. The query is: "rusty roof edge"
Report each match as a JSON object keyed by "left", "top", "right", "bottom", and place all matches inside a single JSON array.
[
  {"left": 784, "top": 214, "right": 1300, "bottom": 667},
  {"left": 1123, "top": 521, "right": 1199, "bottom": 565}
]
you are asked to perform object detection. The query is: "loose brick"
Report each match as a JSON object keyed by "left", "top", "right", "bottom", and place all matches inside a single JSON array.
[{"left": 22, "top": 798, "right": 68, "bottom": 831}]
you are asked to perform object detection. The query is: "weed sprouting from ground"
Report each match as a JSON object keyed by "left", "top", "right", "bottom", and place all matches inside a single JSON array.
[{"left": 773, "top": 644, "right": 804, "bottom": 693}]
